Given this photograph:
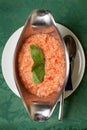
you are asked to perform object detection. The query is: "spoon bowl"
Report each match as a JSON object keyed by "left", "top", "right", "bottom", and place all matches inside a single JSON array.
[{"left": 64, "top": 35, "right": 77, "bottom": 60}]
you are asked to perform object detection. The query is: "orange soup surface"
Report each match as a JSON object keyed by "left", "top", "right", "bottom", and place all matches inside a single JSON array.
[{"left": 18, "top": 34, "right": 66, "bottom": 97}]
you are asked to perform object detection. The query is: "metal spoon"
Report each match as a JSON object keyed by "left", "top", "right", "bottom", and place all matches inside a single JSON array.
[{"left": 58, "top": 35, "right": 77, "bottom": 120}]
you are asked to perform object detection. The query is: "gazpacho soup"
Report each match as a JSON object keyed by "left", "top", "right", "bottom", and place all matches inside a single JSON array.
[{"left": 18, "top": 33, "right": 66, "bottom": 97}]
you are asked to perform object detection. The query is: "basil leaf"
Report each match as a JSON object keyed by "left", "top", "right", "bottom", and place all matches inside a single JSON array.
[{"left": 30, "top": 45, "right": 45, "bottom": 84}]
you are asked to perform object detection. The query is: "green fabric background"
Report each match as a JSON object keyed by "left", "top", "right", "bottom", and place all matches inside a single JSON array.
[{"left": 0, "top": 0, "right": 87, "bottom": 130}]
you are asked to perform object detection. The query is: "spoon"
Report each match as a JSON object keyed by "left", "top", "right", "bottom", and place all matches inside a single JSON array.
[{"left": 58, "top": 35, "right": 77, "bottom": 120}]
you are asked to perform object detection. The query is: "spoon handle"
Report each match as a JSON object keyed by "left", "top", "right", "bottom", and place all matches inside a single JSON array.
[
  {"left": 65, "top": 61, "right": 73, "bottom": 90},
  {"left": 58, "top": 91, "right": 64, "bottom": 120}
]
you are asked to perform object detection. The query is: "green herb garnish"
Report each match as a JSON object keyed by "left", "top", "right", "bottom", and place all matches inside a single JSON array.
[{"left": 30, "top": 45, "right": 45, "bottom": 84}]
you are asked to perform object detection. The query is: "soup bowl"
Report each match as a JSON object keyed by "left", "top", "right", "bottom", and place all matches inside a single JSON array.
[{"left": 13, "top": 9, "right": 69, "bottom": 121}]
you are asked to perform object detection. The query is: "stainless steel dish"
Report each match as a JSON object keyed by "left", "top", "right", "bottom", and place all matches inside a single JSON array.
[{"left": 13, "top": 9, "right": 69, "bottom": 122}]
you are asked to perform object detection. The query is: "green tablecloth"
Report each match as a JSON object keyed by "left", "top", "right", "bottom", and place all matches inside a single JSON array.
[{"left": 0, "top": 0, "right": 87, "bottom": 130}]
